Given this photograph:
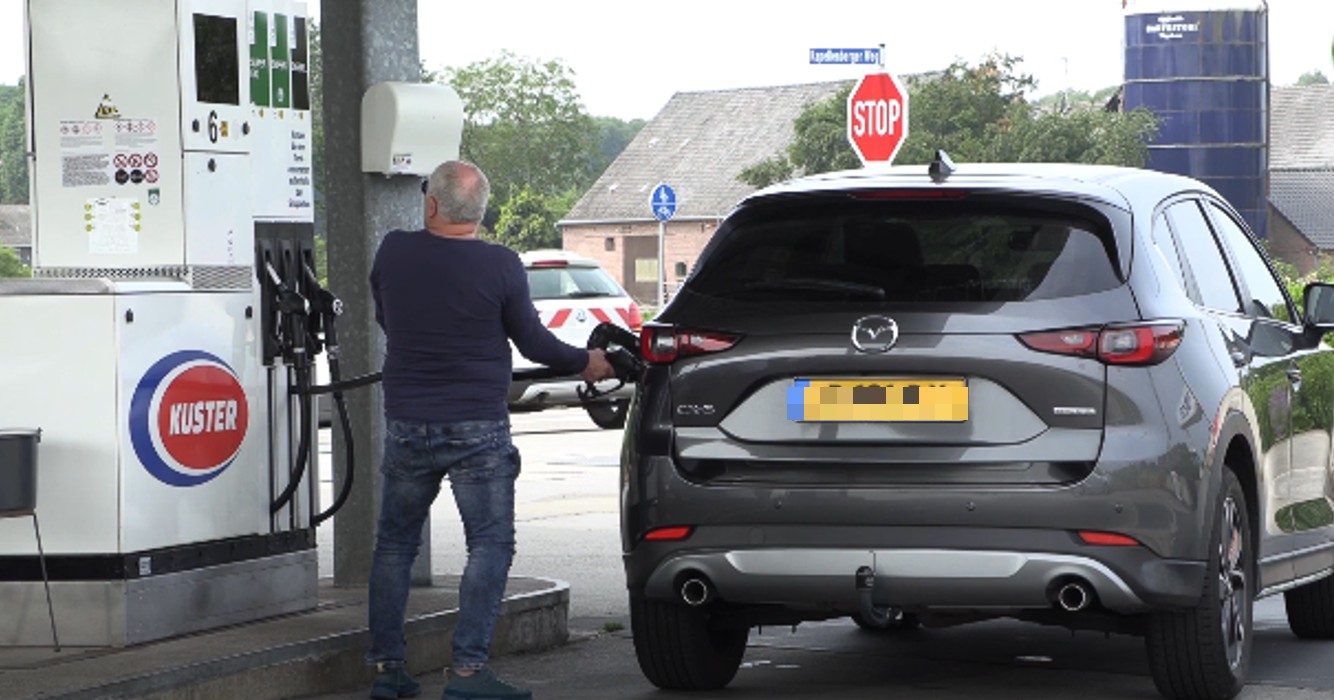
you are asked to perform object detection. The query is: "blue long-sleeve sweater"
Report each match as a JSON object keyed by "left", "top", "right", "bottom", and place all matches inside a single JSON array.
[{"left": 370, "top": 229, "right": 588, "bottom": 423}]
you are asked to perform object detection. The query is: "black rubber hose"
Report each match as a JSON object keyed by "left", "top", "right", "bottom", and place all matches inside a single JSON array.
[
  {"left": 312, "top": 315, "right": 354, "bottom": 526},
  {"left": 271, "top": 363, "right": 314, "bottom": 514},
  {"left": 311, "top": 387, "right": 354, "bottom": 526},
  {"left": 296, "top": 371, "right": 383, "bottom": 395}
]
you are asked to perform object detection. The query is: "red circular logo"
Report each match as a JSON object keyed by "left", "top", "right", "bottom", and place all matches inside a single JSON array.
[{"left": 154, "top": 364, "right": 249, "bottom": 472}]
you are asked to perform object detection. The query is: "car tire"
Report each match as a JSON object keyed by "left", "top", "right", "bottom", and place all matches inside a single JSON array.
[
  {"left": 851, "top": 608, "right": 920, "bottom": 632},
  {"left": 630, "top": 596, "right": 747, "bottom": 690},
  {"left": 1283, "top": 572, "right": 1334, "bottom": 639},
  {"left": 585, "top": 398, "right": 629, "bottom": 430},
  {"left": 1146, "top": 468, "right": 1253, "bottom": 700}
]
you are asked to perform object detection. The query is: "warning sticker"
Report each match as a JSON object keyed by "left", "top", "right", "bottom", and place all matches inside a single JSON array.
[
  {"left": 94, "top": 94, "right": 121, "bottom": 120},
  {"left": 60, "top": 120, "right": 105, "bottom": 151},
  {"left": 85, "top": 197, "right": 141, "bottom": 255},
  {"left": 59, "top": 117, "right": 160, "bottom": 189},
  {"left": 60, "top": 120, "right": 110, "bottom": 187},
  {"left": 114, "top": 119, "right": 157, "bottom": 150},
  {"left": 64, "top": 155, "right": 113, "bottom": 188}
]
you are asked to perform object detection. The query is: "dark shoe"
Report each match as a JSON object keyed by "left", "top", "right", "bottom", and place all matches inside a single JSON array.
[
  {"left": 442, "top": 667, "right": 532, "bottom": 699},
  {"left": 371, "top": 665, "right": 422, "bottom": 699}
]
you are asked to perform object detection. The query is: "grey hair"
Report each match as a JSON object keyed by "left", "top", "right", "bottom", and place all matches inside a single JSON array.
[{"left": 426, "top": 160, "right": 490, "bottom": 224}]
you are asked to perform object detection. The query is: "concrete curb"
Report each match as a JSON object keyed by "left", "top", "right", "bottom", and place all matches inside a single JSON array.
[{"left": 44, "top": 578, "right": 570, "bottom": 700}]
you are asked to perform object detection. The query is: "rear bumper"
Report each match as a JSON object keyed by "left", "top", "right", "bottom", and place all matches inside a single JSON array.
[
  {"left": 624, "top": 524, "right": 1207, "bottom": 615},
  {"left": 636, "top": 546, "right": 1193, "bottom": 614}
]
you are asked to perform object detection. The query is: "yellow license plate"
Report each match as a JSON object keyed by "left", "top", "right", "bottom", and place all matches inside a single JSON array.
[{"left": 787, "top": 378, "right": 969, "bottom": 422}]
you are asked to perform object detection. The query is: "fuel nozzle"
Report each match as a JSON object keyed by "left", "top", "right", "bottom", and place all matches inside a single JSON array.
[{"left": 264, "top": 260, "right": 312, "bottom": 368}]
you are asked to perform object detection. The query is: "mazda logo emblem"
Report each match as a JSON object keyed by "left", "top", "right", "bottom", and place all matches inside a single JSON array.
[{"left": 851, "top": 315, "right": 898, "bottom": 353}]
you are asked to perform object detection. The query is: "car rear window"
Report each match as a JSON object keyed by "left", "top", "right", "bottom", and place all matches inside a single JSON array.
[
  {"left": 688, "top": 199, "right": 1122, "bottom": 303},
  {"left": 526, "top": 265, "right": 625, "bottom": 301}
]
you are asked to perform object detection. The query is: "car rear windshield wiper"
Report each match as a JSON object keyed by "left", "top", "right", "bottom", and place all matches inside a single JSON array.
[
  {"left": 565, "top": 290, "right": 614, "bottom": 299},
  {"left": 721, "top": 278, "right": 887, "bottom": 300}
]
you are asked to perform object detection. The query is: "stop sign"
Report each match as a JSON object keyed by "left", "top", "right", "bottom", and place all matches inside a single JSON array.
[{"left": 847, "top": 72, "right": 909, "bottom": 165}]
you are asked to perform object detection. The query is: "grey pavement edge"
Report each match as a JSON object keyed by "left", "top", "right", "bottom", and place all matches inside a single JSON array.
[{"left": 0, "top": 576, "right": 568, "bottom": 700}]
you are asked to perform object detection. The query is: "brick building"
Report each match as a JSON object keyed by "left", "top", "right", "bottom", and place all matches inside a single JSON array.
[{"left": 559, "top": 81, "right": 847, "bottom": 306}]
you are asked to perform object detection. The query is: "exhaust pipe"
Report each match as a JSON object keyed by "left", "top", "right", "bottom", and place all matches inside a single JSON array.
[
  {"left": 680, "top": 577, "right": 713, "bottom": 606},
  {"left": 1054, "top": 580, "right": 1093, "bottom": 612}
]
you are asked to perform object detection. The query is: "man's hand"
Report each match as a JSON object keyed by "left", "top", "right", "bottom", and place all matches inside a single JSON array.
[{"left": 581, "top": 349, "right": 616, "bottom": 383}]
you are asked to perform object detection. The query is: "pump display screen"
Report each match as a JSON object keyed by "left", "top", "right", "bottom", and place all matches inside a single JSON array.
[{"left": 194, "top": 14, "right": 240, "bottom": 105}]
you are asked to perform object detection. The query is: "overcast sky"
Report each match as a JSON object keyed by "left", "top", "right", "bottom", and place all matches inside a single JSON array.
[{"left": 2, "top": 1, "right": 1331, "bottom": 121}]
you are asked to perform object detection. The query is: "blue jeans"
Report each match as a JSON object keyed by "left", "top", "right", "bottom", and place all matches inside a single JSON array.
[{"left": 367, "top": 418, "right": 519, "bottom": 671}]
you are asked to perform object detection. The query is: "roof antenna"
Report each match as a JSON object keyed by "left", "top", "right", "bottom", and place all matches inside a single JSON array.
[{"left": 929, "top": 150, "right": 956, "bottom": 183}]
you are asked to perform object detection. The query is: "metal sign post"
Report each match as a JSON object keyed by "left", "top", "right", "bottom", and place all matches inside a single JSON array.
[{"left": 650, "top": 183, "right": 677, "bottom": 306}]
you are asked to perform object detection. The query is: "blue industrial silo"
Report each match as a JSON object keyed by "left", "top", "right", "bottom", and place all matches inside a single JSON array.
[{"left": 1123, "top": 4, "right": 1268, "bottom": 238}]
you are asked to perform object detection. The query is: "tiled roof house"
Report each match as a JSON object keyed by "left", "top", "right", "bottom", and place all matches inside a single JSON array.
[{"left": 559, "top": 81, "right": 849, "bottom": 304}]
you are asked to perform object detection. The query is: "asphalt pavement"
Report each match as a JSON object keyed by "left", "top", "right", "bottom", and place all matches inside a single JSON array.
[{"left": 303, "top": 596, "right": 1334, "bottom": 700}]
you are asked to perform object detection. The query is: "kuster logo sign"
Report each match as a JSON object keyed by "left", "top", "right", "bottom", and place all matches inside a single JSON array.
[{"left": 130, "top": 351, "right": 249, "bottom": 487}]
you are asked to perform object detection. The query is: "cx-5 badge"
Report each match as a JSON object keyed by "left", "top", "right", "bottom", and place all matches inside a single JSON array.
[{"left": 851, "top": 315, "right": 898, "bottom": 353}]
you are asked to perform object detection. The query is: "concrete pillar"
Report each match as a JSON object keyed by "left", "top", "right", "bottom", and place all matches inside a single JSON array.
[{"left": 321, "top": 0, "right": 432, "bottom": 587}]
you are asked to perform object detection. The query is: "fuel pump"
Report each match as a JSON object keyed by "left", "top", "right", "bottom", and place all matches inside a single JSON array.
[{"left": 0, "top": 0, "right": 448, "bottom": 648}]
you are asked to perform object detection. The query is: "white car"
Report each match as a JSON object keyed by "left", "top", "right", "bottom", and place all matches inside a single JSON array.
[{"left": 508, "top": 249, "right": 642, "bottom": 428}]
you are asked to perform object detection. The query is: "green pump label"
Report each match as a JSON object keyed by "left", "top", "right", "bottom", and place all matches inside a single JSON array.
[
  {"left": 249, "top": 11, "right": 270, "bottom": 107},
  {"left": 270, "top": 13, "right": 290, "bottom": 109}
]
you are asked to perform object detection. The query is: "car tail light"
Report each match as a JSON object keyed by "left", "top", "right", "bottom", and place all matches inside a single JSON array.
[
  {"left": 643, "top": 526, "right": 693, "bottom": 542},
  {"left": 1018, "top": 322, "right": 1184, "bottom": 367},
  {"left": 640, "top": 324, "right": 740, "bottom": 364},
  {"left": 1078, "top": 531, "right": 1140, "bottom": 547}
]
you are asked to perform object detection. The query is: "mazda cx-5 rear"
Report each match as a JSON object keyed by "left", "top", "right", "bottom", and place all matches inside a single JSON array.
[{"left": 621, "top": 158, "right": 1334, "bottom": 700}]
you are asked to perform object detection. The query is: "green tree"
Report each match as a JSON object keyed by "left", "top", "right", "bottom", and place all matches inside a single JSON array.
[
  {"left": 490, "top": 185, "right": 579, "bottom": 252},
  {"left": 434, "top": 51, "right": 600, "bottom": 226},
  {"left": 591, "top": 116, "right": 646, "bottom": 173},
  {"left": 305, "top": 21, "right": 330, "bottom": 286},
  {"left": 0, "top": 245, "right": 29, "bottom": 278},
  {"left": 1033, "top": 85, "right": 1122, "bottom": 112},
  {"left": 1296, "top": 70, "right": 1330, "bottom": 86},
  {"left": 984, "top": 105, "right": 1157, "bottom": 165},
  {"left": 0, "top": 78, "right": 29, "bottom": 205},
  {"left": 895, "top": 54, "right": 1036, "bottom": 165},
  {"left": 740, "top": 54, "right": 1159, "bottom": 188}
]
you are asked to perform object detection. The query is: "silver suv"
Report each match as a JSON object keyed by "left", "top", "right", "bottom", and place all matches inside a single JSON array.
[{"left": 620, "top": 156, "right": 1334, "bottom": 700}]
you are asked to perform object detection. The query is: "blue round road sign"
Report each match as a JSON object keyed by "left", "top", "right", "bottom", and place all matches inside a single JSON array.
[{"left": 650, "top": 183, "right": 677, "bottom": 222}]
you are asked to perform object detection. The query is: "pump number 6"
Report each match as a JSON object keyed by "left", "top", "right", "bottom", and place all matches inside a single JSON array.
[{"left": 207, "top": 110, "right": 220, "bottom": 144}]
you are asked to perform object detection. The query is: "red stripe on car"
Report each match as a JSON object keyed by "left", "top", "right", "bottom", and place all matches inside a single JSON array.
[{"left": 548, "top": 309, "right": 571, "bottom": 328}]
